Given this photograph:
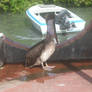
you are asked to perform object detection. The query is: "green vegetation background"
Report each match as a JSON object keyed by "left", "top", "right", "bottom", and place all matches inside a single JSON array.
[{"left": 0, "top": 0, "right": 92, "bottom": 13}]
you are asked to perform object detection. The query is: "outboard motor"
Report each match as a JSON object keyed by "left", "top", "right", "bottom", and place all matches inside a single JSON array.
[{"left": 55, "top": 10, "right": 71, "bottom": 30}]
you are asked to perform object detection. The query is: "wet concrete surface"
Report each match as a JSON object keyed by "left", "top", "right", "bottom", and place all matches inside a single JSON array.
[{"left": 0, "top": 60, "right": 92, "bottom": 92}]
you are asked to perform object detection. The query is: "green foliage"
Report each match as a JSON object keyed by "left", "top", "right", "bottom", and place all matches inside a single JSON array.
[
  {"left": 55, "top": 0, "right": 92, "bottom": 7},
  {"left": 0, "top": 0, "right": 42, "bottom": 13},
  {"left": 10, "top": 0, "right": 29, "bottom": 13},
  {"left": 0, "top": 0, "right": 92, "bottom": 13},
  {"left": 0, "top": 0, "right": 9, "bottom": 12},
  {"left": 73, "top": 0, "right": 92, "bottom": 7},
  {"left": 29, "top": 0, "right": 43, "bottom": 6}
]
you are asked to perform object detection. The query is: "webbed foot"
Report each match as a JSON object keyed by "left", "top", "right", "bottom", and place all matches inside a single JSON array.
[
  {"left": 45, "top": 63, "right": 56, "bottom": 69},
  {"left": 42, "top": 66, "right": 52, "bottom": 71},
  {"left": 41, "top": 62, "right": 56, "bottom": 71},
  {"left": 28, "top": 65, "right": 35, "bottom": 68}
]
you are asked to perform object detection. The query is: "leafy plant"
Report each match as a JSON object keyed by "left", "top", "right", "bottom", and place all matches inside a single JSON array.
[
  {"left": 0, "top": 0, "right": 9, "bottom": 12},
  {"left": 0, "top": 0, "right": 92, "bottom": 13}
]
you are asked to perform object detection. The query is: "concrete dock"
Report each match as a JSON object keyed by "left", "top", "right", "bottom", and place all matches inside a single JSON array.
[{"left": 0, "top": 60, "right": 92, "bottom": 92}]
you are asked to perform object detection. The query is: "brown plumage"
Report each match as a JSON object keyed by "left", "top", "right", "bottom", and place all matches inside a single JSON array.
[
  {"left": 25, "top": 40, "right": 45, "bottom": 67},
  {"left": 25, "top": 13, "right": 57, "bottom": 71},
  {"left": 25, "top": 37, "right": 56, "bottom": 71}
]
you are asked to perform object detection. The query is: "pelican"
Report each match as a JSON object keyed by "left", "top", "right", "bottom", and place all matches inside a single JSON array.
[{"left": 25, "top": 13, "right": 58, "bottom": 71}]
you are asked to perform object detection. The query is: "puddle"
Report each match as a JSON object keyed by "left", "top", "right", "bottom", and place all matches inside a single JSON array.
[{"left": 0, "top": 60, "right": 92, "bottom": 82}]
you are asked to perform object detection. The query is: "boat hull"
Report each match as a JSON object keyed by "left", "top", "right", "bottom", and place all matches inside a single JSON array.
[{"left": 26, "top": 5, "right": 86, "bottom": 35}]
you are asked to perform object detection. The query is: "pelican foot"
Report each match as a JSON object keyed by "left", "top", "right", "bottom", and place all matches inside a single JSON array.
[
  {"left": 43, "top": 66, "right": 52, "bottom": 71},
  {"left": 41, "top": 62, "right": 56, "bottom": 71},
  {"left": 46, "top": 65, "right": 56, "bottom": 69},
  {"left": 28, "top": 65, "right": 35, "bottom": 68},
  {"left": 42, "top": 65, "right": 56, "bottom": 71},
  {"left": 45, "top": 63, "right": 56, "bottom": 69}
]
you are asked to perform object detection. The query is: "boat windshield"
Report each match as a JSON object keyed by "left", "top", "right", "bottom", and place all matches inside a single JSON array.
[{"left": 40, "top": 12, "right": 54, "bottom": 19}]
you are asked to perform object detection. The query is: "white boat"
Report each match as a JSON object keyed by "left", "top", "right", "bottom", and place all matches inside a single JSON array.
[{"left": 26, "top": 4, "right": 86, "bottom": 35}]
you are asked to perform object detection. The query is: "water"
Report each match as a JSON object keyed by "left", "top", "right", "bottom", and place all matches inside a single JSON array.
[
  {"left": 68, "top": 7, "right": 92, "bottom": 23},
  {"left": 0, "top": 14, "right": 43, "bottom": 46},
  {"left": 0, "top": 7, "right": 92, "bottom": 46}
]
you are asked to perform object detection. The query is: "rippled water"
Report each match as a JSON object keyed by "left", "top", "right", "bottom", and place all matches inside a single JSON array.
[
  {"left": 0, "top": 7, "right": 92, "bottom": 46},
  {"left": 0, "top": 14, "right": 43, "bottom": 46}
]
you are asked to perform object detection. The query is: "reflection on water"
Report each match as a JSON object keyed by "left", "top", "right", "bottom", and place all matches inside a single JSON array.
[
  {"left": 0, "top": 7, "right": 92, "bottom": 46},
  {"left": 57, "top": 32, "right": 79, "bottom": 43}
]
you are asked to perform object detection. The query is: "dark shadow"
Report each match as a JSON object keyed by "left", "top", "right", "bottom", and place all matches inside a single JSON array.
[{"left": 63, "top": 61, "right": 92, "bottom": 84}]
